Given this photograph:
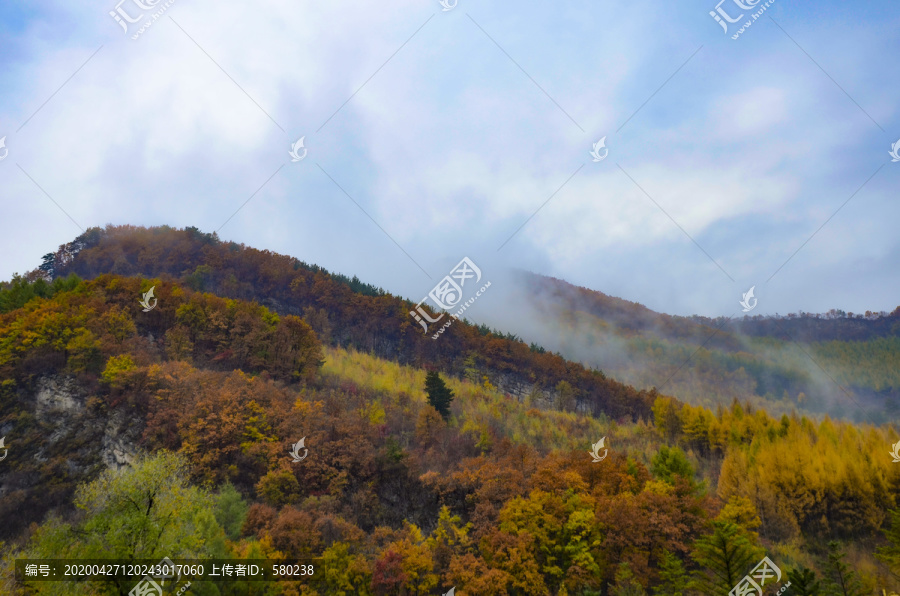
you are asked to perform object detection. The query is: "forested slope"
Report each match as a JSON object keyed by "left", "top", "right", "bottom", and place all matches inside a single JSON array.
[
  {"left": 37, "top": 225, "right": 656, "bottom": 423},
  {"left": 519, "top": 273, "right": 900, "bottom": 422},
  {"left": 1, "top": 226, "right": 900, "bottom": 595}
]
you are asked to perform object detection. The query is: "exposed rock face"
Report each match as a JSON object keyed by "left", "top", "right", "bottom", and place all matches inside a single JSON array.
[
  {"left": 101, "top": 410, "right": 138, "bottom": 469},
  {"left": 33, "top": 376, "right": 140, "bottom": 471},
  {"left": 35, "top": 376, "right": 82, "bottom": 416},
  {"left": 0, "top": 374, "right": 146, "bottom": 541}
]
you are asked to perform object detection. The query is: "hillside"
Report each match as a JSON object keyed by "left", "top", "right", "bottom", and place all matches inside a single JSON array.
[
  {"left": 512, "top": 272, "right": 900, "bottom": 422},
  {"left": 34, "top": 225, "right": 656, "bottom": 423},
  {"left": 1, "top": 225, "right": 900, "bottom": 595}
]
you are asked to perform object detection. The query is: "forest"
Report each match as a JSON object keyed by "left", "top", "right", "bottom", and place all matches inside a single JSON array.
[
  {"left": 519, "top": 273, "right": 900, "bottom": 422},
  {"left": 0, "top": 225, "right": 899, "bottom": 595}
]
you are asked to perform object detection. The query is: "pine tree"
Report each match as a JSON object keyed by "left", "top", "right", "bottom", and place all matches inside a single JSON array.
[
  {"left": 823, "top": 541, "right": 864, "bottom": 596},
  {"left": 653, "top": 550, "right": 689, "bottom": 596},
  {"left": 788, "top": 566, "right": 822, "bottom": 596},
  {"left": 425, "top": 370, "right": 454, "bottom": 419},
  {"left": 876, "top": 508, "right": 900, "bottom": 575},
  {"left": 611, "top": 562, "right": 647, "bottom": 596},
  {"left": 690, "top": 521, "right": 763, "bottom": 596},
  {"left": 38, "top": 252, "right": 56, "bottom": 278}
]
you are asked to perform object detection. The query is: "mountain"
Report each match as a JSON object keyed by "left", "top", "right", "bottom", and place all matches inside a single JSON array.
[
  {"left": 1, "top": 225, "right": 899, "bottom": 595},
  {"left": 503, "top": 272, "right": 900, "bottom": 423}
]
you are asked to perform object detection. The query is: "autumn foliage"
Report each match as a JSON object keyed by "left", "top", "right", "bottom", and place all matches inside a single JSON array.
[{"left": 1, "top": 225, "right": 900, "bottom": 595}]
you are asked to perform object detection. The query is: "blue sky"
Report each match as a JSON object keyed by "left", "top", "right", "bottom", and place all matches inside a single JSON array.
[{"left": 0, "top": 0, "right": 897, "bottom": 318}]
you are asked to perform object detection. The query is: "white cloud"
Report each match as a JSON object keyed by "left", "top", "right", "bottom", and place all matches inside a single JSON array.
[{"left": 0, "top": 0, "right": 896, "bottom": 317}]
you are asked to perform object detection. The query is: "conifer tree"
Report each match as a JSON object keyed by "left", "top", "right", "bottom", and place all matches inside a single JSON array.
[
  {"left": 425, "top": 370, "right": 454, "bottom": 419},
  {"left": 876, "top": 508, "right": 900, "bottom": 575},
  {"left": 611, "top": 562, "right": 647, "bottom": 596},
  {"left": 823, "top": 541, "right": 864, "bottom": 596},
  {"left": 690, "top": 521, "right": 763, "bottom": 596},
  {"left": 788, "top": 566, "right": 822, "bottom": 596},
  {"left": 653, "top": 550, "right": 689, "bottom": 596}
]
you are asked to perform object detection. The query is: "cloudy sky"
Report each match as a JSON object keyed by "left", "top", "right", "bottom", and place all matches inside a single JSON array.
[{"left": 0, "top": 0, "right": 898, "bottom": 318}]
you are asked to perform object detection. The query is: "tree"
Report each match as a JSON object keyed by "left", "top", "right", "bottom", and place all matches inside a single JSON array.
[
  {"left": 823, "top": 541, "right": 864, "bottom": 596},
  {"left": 38, "top": 253, "right": 56, "bottom": 278},
  {"left": 690, "top": 521, "right": 763, "bottom": 596},
  {"left": 214, "top": 483, "right": 249, "bottom": 540},
  {"left": 716, "top": 496, "right": 762, "bottom": 542},
  {"left": 101, "top": 354, "right": 136, "bottom": 387},
  {"left": 788, "top": 566, "right": 822, "bottom": 596},
  {"left": 611, "top": 562, "right": 647, "bottom": 596},
  {"left": 270, "top": 314, "right": 324, "bottom": 383},
  {"left": 427, "top": 506, "right": 472, "bottom": 571},
  {"left": 372, "top": 549, "right": 408, "bottom": 595},
  {"left": 22, "top": 452, "right": 226, "bottom": 594},
  {"left": 650, "top": 445, "right": 694, "bottom": 485},
  {"left": 653, "top": 396, "right": 683, "bottom": 444},
  {"left": 256, "top": 466, "right": 301, "bottom": 506},
  {"left": 493, "top": 489, "right": 602, "bottom": 593},
  {"left": 555, "top": 380, "right": 576, "bottom": 412},
  {"left": 876, "top": 508, "right": 900, "bottom": 575},
  {"left": 425, "top": 371, "right": 454, "bottom": 419},
  {"left": 387, "top": 523, "right": 438, "bottom": 595},
  {"left": 653, "top": 550, "right": 688, "bottom": 596},
  {"left": 315, "top": 542, "right": 372, "bottom": 596}
]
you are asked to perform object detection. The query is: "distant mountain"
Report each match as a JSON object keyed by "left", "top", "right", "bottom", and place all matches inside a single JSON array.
[{"left": 509, "top": 272, "right": 900, "bottom": 422}]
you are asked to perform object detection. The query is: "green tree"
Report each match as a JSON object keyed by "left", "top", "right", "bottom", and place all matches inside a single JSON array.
[
  {"left": 690, "top": 521, "right": 763, "bottom": 596},
  {"left": 653, "top": 550, "right": 689, "bottom": 596},
  {"left": 823, "top": 541, "right": 864, "bottom": 596},
  {"left": 650, "top": 445, "right": 694, "bottom": 485},
  {"left": 101, "top": 354, "right": 136, "bottom": 387},
  {"left": 788, "top": 566, "right": 822, "bottom": 596},
  {"left": 39, "top": 253, "right": 56, "bottom": 277},
  {"left": 425, "top": 370, "right": 454, "bottom": 419},
  {"left": 612, "top": 562, "right": 647, "bottom": 596},
  {"left": 22, "top": 452, "right": 226, "bottom": 594},
  {"left": 214, "top": 482, "right": 249, "bottom": 540},
  {"left": 876, "top": 508, "right": 900, "bottom": 575}
]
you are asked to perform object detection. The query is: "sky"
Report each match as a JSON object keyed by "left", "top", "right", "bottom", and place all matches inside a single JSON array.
[{"left": 0, "top": 0, "right": 898, "bottom": 318}]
